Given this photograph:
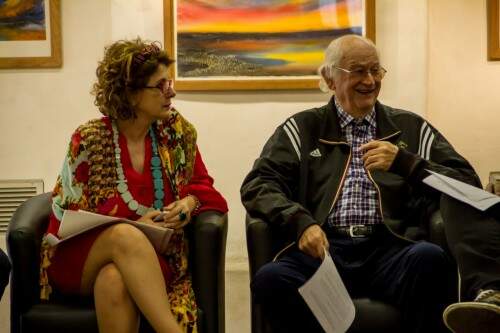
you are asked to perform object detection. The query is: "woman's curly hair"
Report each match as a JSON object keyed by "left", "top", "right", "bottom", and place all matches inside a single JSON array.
[{"left": 91, "top": 38, "right": 174, "bottom": 120}]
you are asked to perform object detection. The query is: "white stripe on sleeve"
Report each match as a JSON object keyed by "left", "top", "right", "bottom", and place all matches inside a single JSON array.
[{"left": 283, "top": 125, "right": 301, "bottom": 160}]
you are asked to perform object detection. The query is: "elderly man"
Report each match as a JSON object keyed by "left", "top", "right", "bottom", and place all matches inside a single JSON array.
[{"left": 241, "top": 35, "right": 480, "bottom": 333}]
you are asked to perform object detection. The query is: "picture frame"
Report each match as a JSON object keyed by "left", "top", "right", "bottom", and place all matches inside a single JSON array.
[
  {"left": 164, "top": 0, "right": 375, "bottom": 91},
  {"left": 487, "top": 0, "right": 500, "bottom": 60},
  {"left": 0, "top": 0, "right": 62, "bottom": 69}
]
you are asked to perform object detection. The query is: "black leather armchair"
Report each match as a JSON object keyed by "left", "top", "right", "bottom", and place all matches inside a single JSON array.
[
  {"left": 8, "top": 193, "right": 228, "bottom": 333},
  {"left": 246, "top": 211, "right": 456, "bottom": 333}
]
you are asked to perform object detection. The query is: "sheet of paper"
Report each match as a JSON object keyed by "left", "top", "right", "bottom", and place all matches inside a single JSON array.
[
  {"left": 298, "top": 249, "right": 355, "bottom": 333},
  {"left": 423, "top": 170, "right": 500, "bottom": 211},
  {"left": 54, "top": 210, "right": 173, "bottom": 254},
  {"left": 58, "top": 210, "right": 128, "bottom": 239}
]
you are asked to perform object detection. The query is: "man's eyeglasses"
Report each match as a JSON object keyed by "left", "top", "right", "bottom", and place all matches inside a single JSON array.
[
  {"left": 143, "top": 79, "right": 174, "bottom": 94},
  {"left": 334, "top": 66, "right": 387, "bottom": 81}
]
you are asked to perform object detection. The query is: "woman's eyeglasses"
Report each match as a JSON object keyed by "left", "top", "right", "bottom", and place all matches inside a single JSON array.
[{"left": 142, "top": 79, "right": 174, "bottom": 94}]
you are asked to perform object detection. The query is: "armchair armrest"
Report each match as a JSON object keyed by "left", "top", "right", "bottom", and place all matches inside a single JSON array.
[
  {"left": 7, "top": 193, "right": 52, "bottom": 333},
  {"left": 245, "top": 215, "right": 276, "bottom": 277},
  {"left": 245, "top": 215, "right": 279, "bottom": 333},
  {"left": 189, "top": 211, "right": 228, "bottom": 333}
]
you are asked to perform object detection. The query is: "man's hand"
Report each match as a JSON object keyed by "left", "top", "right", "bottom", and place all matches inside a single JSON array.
[
  {"left": 360, "top": 140, "right": 399, "bottom": 171},
  {"left": 298, "top": 224, "right": 329, "bottom": 258}
]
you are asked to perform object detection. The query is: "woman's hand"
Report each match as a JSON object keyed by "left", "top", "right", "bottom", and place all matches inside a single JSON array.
[
  {"left": 157, "top": 196, "right": 198, "bottom": 229},
  {"left": 137, "top": 210, "right": 164, "bottom": 226}
]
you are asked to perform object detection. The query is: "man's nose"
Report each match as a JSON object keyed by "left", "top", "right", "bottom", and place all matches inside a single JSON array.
[{"left": 361, "top": 71, "right": 376, "bottom": 85}]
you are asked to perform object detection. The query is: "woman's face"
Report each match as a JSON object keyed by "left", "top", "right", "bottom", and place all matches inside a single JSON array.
[{"left": 132, "top": 63, "right": 176, "bottom": 121}]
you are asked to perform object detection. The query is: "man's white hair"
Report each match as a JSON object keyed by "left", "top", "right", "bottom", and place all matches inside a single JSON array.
[{"left": 318, "top": 34, "right": 379, "bottom": 93}]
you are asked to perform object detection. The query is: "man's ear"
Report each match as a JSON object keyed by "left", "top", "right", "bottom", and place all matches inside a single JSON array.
[
  {"left": 328, "top": 78, "right": 336, "bottom": 91},
  {"left": 321, "top": 67, "right": 336, "bottom": 91}
]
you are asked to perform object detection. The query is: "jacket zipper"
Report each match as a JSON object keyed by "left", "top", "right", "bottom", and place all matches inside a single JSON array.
[
  {"left": 273, "top": 141, "right": 352, "bottom": 261},
  {"left": 365, "top": 168, "right": 414, "bottom": 243},
  {"left": 365, "top": 130, "right": 415, "bottom": 243},
  {"left": 325, "top": 142, "right": 352, "bottom": 215}
]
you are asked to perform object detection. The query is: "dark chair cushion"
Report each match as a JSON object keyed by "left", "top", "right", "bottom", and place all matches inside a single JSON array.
[{"left": 22, "top": 303, "right": 97, "bottom": 333}]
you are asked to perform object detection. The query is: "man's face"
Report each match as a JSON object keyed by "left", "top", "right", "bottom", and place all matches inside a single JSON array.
[{"left": 330, "top": 42, "right": 381, "bottom": 118}]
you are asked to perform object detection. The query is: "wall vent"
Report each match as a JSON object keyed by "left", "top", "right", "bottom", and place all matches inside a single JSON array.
[{"left": 0, "top": 179, "right": 44, "bottom": 233}]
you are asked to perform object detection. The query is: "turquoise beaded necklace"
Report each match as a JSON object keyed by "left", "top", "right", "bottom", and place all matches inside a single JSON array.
[{"left": 112, "top": 121, "right": 165, "bottom": 216}]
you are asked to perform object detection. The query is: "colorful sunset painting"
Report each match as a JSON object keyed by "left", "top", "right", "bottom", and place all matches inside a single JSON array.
[
  {"left": 176, "top": 0, "right": 363, "bottom": 77},
  {"left": 0, "top": 0, "right": 46, "bottom": 41}
]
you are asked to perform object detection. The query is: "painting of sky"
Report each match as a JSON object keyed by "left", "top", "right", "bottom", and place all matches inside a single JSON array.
[
  {"left": 176, "top": 0, "right": 363, "bottom": 77},
  {"left": 0, "top": 0, "right": 46, "bottom": 41}
]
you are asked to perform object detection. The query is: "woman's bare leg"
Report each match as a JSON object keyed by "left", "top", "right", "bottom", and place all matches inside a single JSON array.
[
  {"left": 94, "top": 263, "right": 139, "bottom": 333},
  {"left": 80, "top": 223, "right": 181, "bottom": 333}
]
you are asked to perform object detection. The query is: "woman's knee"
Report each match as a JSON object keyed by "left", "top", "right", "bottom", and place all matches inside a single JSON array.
[
  {"left": 94, "top": 264, "right": 130, "bottom": 305},
  {"left": 105, "top": 223, "right": 152, "bottom": 256}
]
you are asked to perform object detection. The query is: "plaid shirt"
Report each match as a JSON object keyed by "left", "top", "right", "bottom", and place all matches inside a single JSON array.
[{"left": 327, "top": 98, "right": 383, "bottom": 227}]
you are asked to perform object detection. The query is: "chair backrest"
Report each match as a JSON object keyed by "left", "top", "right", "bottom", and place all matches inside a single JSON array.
[{"left": 7, "top": 193, "right": 52, "bottom": 333}]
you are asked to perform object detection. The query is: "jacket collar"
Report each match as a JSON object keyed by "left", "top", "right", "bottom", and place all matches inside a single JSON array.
[{"left": 319, "top": 96, "right": 401, "bottom": 143}]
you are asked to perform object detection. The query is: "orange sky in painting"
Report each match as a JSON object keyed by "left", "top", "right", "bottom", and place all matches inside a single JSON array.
[{"left": 177, "top": 0, "right": 362, "bottom": 33}]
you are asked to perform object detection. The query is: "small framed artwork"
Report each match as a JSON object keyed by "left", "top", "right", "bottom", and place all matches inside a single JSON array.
[
  {"left": 0, "top": 0, "right": 62, "bottom": 69},
  {"left": 487, "top": 0, "right": 500, "bottom": 60},
  {"left": 164, "top": 0, "right": 375, "bottom": 91}
]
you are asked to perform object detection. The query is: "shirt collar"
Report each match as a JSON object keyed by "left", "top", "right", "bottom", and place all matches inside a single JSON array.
[{"left": 334, "top": 97, "right": 376, "bottom": 129}]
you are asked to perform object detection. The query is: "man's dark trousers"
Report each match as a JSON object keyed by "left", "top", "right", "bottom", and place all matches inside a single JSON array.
[
  {"left": 441, "top": 194, "right": 500, "bottom": 300},
  {"left": 251, "top": 227, "right": 455, "bottom": 333}
]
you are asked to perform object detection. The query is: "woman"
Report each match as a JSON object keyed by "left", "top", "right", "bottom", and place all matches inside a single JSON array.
[{"left": 40, "top": 38, "right": 228, "bottom": 333}]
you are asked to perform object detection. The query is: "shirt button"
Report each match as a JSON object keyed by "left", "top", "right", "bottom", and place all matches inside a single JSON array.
[{"left": 353, "top": 204, "right": 357, "bottom": 209}]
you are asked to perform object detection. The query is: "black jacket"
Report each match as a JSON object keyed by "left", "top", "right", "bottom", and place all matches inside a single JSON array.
[{"left": 241, "top": 98, "right": 481, "bottom": 250}]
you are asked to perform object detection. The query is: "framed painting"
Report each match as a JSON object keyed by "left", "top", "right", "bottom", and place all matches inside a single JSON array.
[
  {"left": 164, "top": 0, "right": 375, "bottom": 91},
  {"left": 0, "top": 0, "right": 62, "bottom": 69},
  {"left": 487, "top": 0, "right": 500, "bottom": 60}
]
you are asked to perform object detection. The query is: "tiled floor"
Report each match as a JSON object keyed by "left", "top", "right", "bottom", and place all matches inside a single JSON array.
[{"left": 225, "top": 269, "right": 251, "bottom": 333}]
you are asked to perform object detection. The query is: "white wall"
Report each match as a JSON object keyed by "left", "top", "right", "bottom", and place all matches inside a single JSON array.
[
  {"left": 0, "top": 0, "right": 111, "bottom": 188},
  {"left": 427, "top": 0, "right": 500, "bottom": 184}
]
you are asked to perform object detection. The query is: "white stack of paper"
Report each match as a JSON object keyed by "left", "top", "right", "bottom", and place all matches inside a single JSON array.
[
  {"left": 298, "top": 249, "right": 355, "bottom": 333},
  {"left": 45, "top": 210, "right": 173, "bottom": 254},
  {"left": 423, "top": 170, "right": 500, "bottom": 211}
]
